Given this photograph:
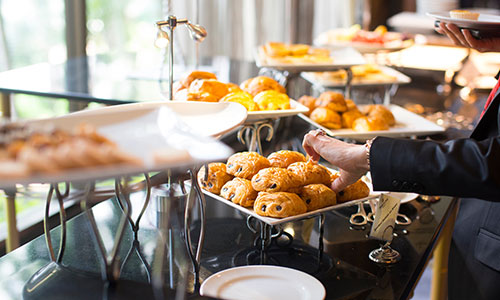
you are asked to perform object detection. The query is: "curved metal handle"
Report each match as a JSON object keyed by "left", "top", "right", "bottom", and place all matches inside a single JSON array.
[
  {"left": 349, "top": 203, "right": 368, "bottom": 226},
  {"left": 396, "top": 213, "right": 412, "bottom": 226},
  {"left": 44, "top": 182, "right": 69, "bottom": 263}
]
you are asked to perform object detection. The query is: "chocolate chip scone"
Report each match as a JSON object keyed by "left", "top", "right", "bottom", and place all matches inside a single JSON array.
[
  {"left": 254, "top": 192, "right": 307, "bottom": 218},
  {"left": 197, "top": 163, "right": 233, "bottom": 194},
  {"left": 267, "top": 150, "right": 306, "bottom": 168},
  {"left": 251, "top": 167, "right": 298, "bottom": 192},
  {"left": 226, "top": 152, "right": 270, "bottom": 179},
  {"left": 220, "top": 177, "right": 258, "bottom": 207},
  {"left": 299, "top": 183, "right": 336, "bottom": 211}
]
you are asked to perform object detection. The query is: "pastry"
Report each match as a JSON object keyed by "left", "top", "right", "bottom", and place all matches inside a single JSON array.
[
  {"left": 345, "top": 99, "right": 357, "bottom": 111},
  {"left": 308, "top": 48, "right": 330, "bottom": 57},
  {"left": 449, "top": 10, "right": 480, "bottom": 20},
  {"left": 316, "top": 91, "right": 347, "bottom": 113},
  {"left": 341, "top": 109, "right": 364, "bottom": 129},
  {"left": 240, "top": 76, "right": 286, "bottom": 96},
  {"left": 173, "top": 81, "right": 186, "bottom": 94},
  {"left": 337, "top": 179, "right": 370, "bottom": 203},
  {"left": 220, "top": 178, "right": 257, "bottom": 207},
  {"left": 226, "top": 82, "right": 242, "bottom": 93},
  {"left": 253, "top": 90, "right": 290, "bottom": 111},
  {"left": 366, "top": 105, "right": 395, "bottom": 126},
  {"left": 182, "top": 91, "right": 219, "bottom": 103},
  {"left": 254, "top": 192, "right": 307, "bottom": 218},
  {"left": 263, "top": 42, "right": 290, "bottom": 57},
  {"left": 352, "top": 116, "right": 389, "bottom": 131},
  {"left": 220, "top": 91, "right": 260, "bottom": 111},
  {"left": 299, "top": 184, "right": 336, "bottom": 211},
  {"left": 251, "top": 167, "right": 298, "bottom": 192},
  {"left": 173, "top": 88, "right": 189, "bottom": 101},
  {"left": 197, "top": 163, "right": 233, "bottom": 194},
  {"left": 267, "top": 150, "right": 306, "bottom": 168},
  {"left": 289, "top": 44, "right": 310, "bottom": 56},
  {"left": 297, "top": 95, "right": 317, "bottom": 116},
  {"left": 189, "top": 79, "right": 229, "bottom": 100},
  {"left": 287, "top": 161, "right": 331, "bottom": 186},
  {"left": 180, "top": 71, "right": 217, "bottom": 88},
  {"left": 310, "top": 107, "right": 341, "bottom": 129},
  {"left": 226, "top": 151, "right": 271, "bottom": 179}
]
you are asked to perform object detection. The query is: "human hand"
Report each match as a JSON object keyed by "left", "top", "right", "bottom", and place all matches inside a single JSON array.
[
  {"left": 302, "top": 129, "right": 369, "bottom": 193},
  {"left": 435, "top": 22, "right": 500, "bottom": 53}
]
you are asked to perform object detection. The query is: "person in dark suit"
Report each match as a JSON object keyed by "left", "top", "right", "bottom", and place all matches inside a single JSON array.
[{"left": 302, "top": 22, "right": 500, "bottom": 299}]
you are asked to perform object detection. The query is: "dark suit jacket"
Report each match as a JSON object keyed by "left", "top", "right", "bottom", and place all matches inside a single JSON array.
[{"left": 370, "top": 87, "right": 500, "bottom": 299}]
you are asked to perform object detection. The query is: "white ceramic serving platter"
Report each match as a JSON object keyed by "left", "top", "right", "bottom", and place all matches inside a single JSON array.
[
  {"left": 427, "top": 12, "right": 500, "bottom": 31},
  {"left": 200, "top": 265, "right": 326, "bottom": 300},
  {"left": 70, "top": 101, "right": 247, "bottom": 138},
  {"left": 255, "top": 46, "right": 366, "bottom": 72},
  {"left": 299, "top": 104, "right": 444, "bottom": 142},
  {"left": 314, "top": 29, "right": 414, "bottom": 53},
  {"left": 246, "top": 99, "right": 310, "bottom": 122},
  {"left": 301, "top": 66, "right": 411, "bottom": 88},
  {"left": 0, "top": 102, "right": 244, "bottom": 188}
]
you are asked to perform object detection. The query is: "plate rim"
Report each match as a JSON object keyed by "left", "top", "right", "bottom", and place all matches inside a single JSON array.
[{"left": 200, "top": 265, "right": 326, "bottom": 300}]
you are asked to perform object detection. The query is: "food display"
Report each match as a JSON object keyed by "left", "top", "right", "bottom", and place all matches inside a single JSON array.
[
  {"left": 173, "top": 71, "right": 290, "bottom": 112},
  {"left": 0, "top": 123, "right": 142, "bottom": 178},
  {"left": 257, "top": 42, "right": 333, "bottom": 65},
  {"left": 315, "top": 24, "right": 413, "bottom": 53},
  {"left": 449, "top": 10, "right": 480, "bottom": 20},
  {"left": 298, "top": 91, "right": 395, "bottom": 132},
  {"left": 199, "top": 150, "right": 370, "bottom": 219},
  {"left": 302, "top": 64, "right": 408, "bottom": 87}
]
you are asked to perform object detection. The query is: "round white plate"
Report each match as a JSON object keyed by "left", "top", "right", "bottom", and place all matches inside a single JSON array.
[
  {"left": 427, "top": 12, "right": 500, "bottom": 31},
  {"left": 200, "top": 265, "right": 326, "bottom": 300},
  {"left": 387, "top": 192, "right": 419, "bottom": 204}
]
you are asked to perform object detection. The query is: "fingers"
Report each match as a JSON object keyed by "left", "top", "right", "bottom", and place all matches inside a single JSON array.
[
  {"left": 439, "top": 22, "right": 463, "bottom": 47},
  {"left": 446, "top": 23, "right": 470, "bottom": 47},
  {"left": 330, "top": 175, "right": 351, "bottom": 193},
  {"left": 302, "top": 130, "right": 322, "bottom": 162}
]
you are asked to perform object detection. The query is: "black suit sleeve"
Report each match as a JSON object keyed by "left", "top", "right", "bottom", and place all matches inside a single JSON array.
[{"left": 370, "top": 136, "right": 500, "bottom": 201}]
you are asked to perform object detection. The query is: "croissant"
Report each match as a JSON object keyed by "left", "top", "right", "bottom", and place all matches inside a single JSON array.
[
  {"left": 253, "top": 90, "right": 290, "bottom": 111},
  {"left": 220, "top": 92, "right": 260, "bottom": 111}
]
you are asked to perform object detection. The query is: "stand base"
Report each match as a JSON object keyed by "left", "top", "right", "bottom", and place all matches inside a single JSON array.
[{"left": 369, "top": 246, "right": 401, "bottom": 264}]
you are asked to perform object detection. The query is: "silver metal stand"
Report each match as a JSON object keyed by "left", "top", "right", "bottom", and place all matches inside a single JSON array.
[{"left": 237, "top": 119, "right": 275, "bottom": 154}]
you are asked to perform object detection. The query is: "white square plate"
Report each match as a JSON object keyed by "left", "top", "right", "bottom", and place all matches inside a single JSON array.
[{"left": 299, "top": 104, "right": 445, "bottom": 142}]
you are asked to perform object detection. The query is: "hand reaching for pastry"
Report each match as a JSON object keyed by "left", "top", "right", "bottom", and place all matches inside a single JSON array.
[
  {"left": 436, "top": 22, "right": 500, "bottom": 53},
  {"left": 302, "top": 130, "right": 369, "bottom": 193}
]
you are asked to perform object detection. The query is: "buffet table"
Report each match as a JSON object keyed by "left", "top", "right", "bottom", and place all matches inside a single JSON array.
[
  {"left": 0, "top": 53, "right": 486, "bottom": 300},
  {"left": 0, "top": 185, "right": 457, "bottom": 299}
]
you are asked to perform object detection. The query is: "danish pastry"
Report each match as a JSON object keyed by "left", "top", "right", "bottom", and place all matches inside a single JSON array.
[
  {"left": 226, "top": 82, "right": 242, "bottom": 93},
  {"left": 197, "top": 163, "right": 233, "bottom": 194},
  {"left": 267, "top": 150, "right": 306, "bottom": 168},
  {"left": 345, "top": 99, "right": 357, "bottom": 111},
  {"left": 287, "top": 161, "right": 331, "bottom": 186},
  {"left": 289, "top": 44, "right": 310, "bottom": 56},
  {"left": 316, "top": 91, "right": 347, "bottom": 113},
  {"left": 341, "top": 109, "right": 364, "bottom": 129},
  {"left": 310, "top": 107, "right": 341, "bottom": 129},
  {"left": 220, "top": 178, "right": 257, "bottom": 207},
  {"left": 226, "top": 152, "right": 271, "bottom": 179},
  {"left": 251, "top": 167, "right": 298, "bottom": 192},
  {"left": 366, "top": 105, "right": 395, "bottom": 126},
  {"left": 297, "top": 95, "right": 317, "bottom": 116},
  {"left": 299, "top": 183, "right": 336, "bottom": 211},
  {"left": 263, "top": 42, "right": 290, "bottom": 57},
  {"left": 352, "top": 116, "right": 389, "bottom": 132},
  {"left": 254, "top": 192, "right": 307, "bottom": 218},
  {"left": 240, "top": 76, "right": 286, "bottom": 97},
  {"left": 189, "top": 79, "right": 229, "bottom": 100},
  {"left": 180, "top": 71, "right": 217, "bottom": 89},
  {"left": 337, "top": 179, "right": 370, "bottom": 203},
  {"left": 182, "top": 91, "right": 219, "bottom": 103},
  {"left": 253, "top": 90, "right": 290, "bottom": 111},
  {"left": 220, "top": 91, "right": 259, "bottom": 111}
]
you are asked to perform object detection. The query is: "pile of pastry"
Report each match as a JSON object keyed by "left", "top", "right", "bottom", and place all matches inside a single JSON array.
[
  {"left": 298, "top": 91, "right": 395, "bottom": 131},
  {"left": 173, "top": 71, "right": 290, "bottom": 111},
  {"left": 198, "top": 150, "right": 370, "bottom": 219},
  {"left": 0, "top": 123, "right": 141, "bottom": 178},
  {"left": 259, "top": 42, "right": 333, "bottom": 65},
  {"left": 306, "top": 64, "right": 397, "bottom": 84},
  {"left": 319, "top": 25, "right": 409, "bottom": 46}
]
